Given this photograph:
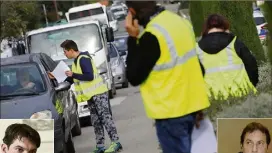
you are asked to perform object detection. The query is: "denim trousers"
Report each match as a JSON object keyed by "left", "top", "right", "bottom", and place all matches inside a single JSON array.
[{"left": 155, "top": 113, "right": 196, "bottom": 153}]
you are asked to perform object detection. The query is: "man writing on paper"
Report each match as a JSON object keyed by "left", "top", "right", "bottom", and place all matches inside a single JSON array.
[{"left": 48, "top": 40, "right": 122, "bottom": 153}]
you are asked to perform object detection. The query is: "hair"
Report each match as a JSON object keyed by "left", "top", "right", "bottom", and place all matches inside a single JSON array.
[
  {"left": 3, "top": 123, "right": 41, "bottom": 148},
  {"left": 60, "top": 40, "right": 79, "bottom": 51},
  {"left": 240, "top": 122, "right": 271, "bottom": 146},
  {"left": 125, "top": 1, "right": 157, "bottom": 14},
  {"left": 202, "top": 14, "right": 230, "bottom": 36}
]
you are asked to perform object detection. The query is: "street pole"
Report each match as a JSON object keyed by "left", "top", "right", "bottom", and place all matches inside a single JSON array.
[
  {"left": 42, "top": 4, "right": 49, "bottom": 26},
  {"left": 53, "top": 0, "right": 60, "bottom": 20}
]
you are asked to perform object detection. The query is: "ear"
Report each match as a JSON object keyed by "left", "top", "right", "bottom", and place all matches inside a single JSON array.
[{"left": 1, "top": 144, "right": 8, "bottom": 153}]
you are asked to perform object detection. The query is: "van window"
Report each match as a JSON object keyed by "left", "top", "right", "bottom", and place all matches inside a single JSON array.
[{"left": 69, "top": 7, "right": 104, "bottom": 20}]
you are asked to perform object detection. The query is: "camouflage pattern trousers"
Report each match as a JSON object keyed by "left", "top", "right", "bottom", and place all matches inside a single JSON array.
[{"left": 87, "top": 92, "right": 119, "bottom": 147}]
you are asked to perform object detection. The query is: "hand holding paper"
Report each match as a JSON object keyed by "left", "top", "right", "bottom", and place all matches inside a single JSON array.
[
  {"left": 65, "top": 71, "right": 73, "bottom": 77},
  {"left": 51, "top": 61, "right": 70, "bottom": 83}
]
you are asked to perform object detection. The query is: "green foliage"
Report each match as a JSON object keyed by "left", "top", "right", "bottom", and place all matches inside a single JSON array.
[
  {"left": 261, "top": 2, "right": 272, "bottom": 65},
  {"left": 0, "top": 1, "right": 41, "bottom": 39},
  {"left": 189, "top": 1, "right": 204, "bottom": 37}
]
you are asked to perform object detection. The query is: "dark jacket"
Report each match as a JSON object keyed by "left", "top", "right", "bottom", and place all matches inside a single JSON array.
[
  {"left": 126, "top": 7, "right": 205, "bottom": 86},
  {"left": 198, "top": 32, "right": 259, "bottom": 87},
  {"left": 65, "top": 51, "right": 94, "bottom": 84}
]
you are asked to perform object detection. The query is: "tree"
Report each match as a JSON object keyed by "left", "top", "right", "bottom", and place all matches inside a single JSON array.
[
  {"left": 262, "top": 1, "right": 272, "bottom": 65},
  {"left": 189, "top": 1, "right": 266, "bottom": 62},
  {"left": 0, "top": 1, "right": 41, "bottom": 41}
]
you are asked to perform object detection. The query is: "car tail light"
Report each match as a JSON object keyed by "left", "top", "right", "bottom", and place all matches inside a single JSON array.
[{"left": 261, "top": 24, "right": 268, "bottom": 29}]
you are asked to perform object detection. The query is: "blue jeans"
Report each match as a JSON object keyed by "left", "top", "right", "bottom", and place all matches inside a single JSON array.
[{"left": 155, "top": 113, "right": 196, "bottom": 153}]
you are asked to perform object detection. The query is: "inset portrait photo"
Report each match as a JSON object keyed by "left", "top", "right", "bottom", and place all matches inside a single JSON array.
[
  {"left": 217, "top": 118, "right": 272, "bottom": 153},
  {"left": 0, "top": 119, "right": 54, "bottom": 153}
]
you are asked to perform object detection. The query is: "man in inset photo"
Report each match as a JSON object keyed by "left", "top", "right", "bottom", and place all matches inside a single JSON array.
[
  {"left": 239, "top": 122, "right": 271, "bottom": 153},
  {"left": 1, "top": 123, "right": 41, "bottom": 153}
]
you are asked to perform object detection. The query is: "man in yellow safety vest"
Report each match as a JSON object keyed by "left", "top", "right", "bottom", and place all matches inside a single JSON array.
[
  {"left": 124, "top": 1, "right": 210, "bottom": 153},
  {"left": 49, "top": 40, "right": 122, "bottom": 153}
]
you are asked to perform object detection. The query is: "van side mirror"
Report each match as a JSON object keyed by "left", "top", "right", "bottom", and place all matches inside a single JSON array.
[
  {"left": 106, "top": 27, "right": 114, "bottom": 42},
  {"left": 107, "top": 54, "right": 110, "bottom": 62}
]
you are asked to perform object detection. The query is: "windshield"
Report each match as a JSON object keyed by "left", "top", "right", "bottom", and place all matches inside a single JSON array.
[
  {"left": 0, "top": 63, "right": 46, "bottom": 97},
  {"left": 254, "top": 17, "right": 266, "bottom": 26},
  {"left": 28, "top": 24, "right": 103, "bottom": 58},
  {"left": 114, "top": 37, "right": 128, "bottom": 52},
  {"left": 107, "top": 44, "right": 118, "bottom": 58}
]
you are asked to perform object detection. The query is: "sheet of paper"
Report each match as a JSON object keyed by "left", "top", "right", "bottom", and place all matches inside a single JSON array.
[
  {"left": 51, "top": 60, "right": 70, "bottom": 83},
  {"left": 191, "top": 117, "right": 217, "bottom": 153}
]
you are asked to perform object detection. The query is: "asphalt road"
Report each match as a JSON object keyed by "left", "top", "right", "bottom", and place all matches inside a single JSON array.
[{"left": 73, "top": 86, "right": 160, "bottom": 153}]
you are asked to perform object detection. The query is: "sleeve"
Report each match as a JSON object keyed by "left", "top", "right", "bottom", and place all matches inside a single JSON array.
[
  {"left": 234, "top": 39, "right": 259, "bottom": 86},
  {"left": 72, "top": 57, "right": 94, "bottom": 81},
  {"left": 126, "top": 32, "right": 161, "bottom": 86}
]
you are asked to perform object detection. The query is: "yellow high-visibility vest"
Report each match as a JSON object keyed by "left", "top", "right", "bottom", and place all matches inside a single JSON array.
[
  {"left": 196, "top": 37, "right": 257, "bottom": 100},
  {"left": 72, "top": 55, "right": 108, "bottom": 102},
  {"left": 139, "top": 10, "right": 210, "bottom": 119}
]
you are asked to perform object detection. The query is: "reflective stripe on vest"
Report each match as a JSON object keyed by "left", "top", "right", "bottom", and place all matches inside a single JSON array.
[
  {"left": 197, "top": 37, "right": 244, "bottom": 74},
  {"left": 74, "top": 73, "right": 100, "bottom": 86},
  {"left": 152, "top": 24, "right": 197, "bottom": 71},
  {"left": 74, "top": 81, "right": 104, "bottom": 95}
]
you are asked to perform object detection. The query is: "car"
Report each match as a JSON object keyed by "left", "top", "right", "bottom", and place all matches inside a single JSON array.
[
  {"left": 114, "top": 33, "right": 128, "bottom": 67},
  {"left": 110, "top": 4, "right": 127, "bottom": 21},
  {"left": 253, "top": 10, "right": 268, "bottom": 41},
  {"left": 0, "top": 53, "right": 81, "bottom": 153},
  {"left": 108, "top": 42, "right": 129, "bottom": 88}
]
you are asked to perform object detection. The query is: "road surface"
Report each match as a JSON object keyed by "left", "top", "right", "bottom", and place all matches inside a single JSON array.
[{"left": 73, "top": 86, "right": 160, "bottom": 153}]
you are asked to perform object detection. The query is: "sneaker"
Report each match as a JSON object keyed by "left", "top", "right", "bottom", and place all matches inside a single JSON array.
[
  {"left": 104, "top": 142, "right": 123, "bottom": 153},
  {"left": 91, "top": 147, "right": 105, "bottom": 153}
]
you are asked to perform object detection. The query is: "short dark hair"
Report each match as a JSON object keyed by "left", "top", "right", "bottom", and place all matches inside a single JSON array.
[
  {"left": 202, "top": 14, "right": 230, "bottom": 36},
  {"left": 60, "top": 40, "right": 79, "bottom": 51},
  {"left": 240, "top": 122, "right": 271, "bottom": 146},
  {"left": 125, "top": 1, "right": 157, "bottom": 13},
  {"left": 3, "top": 123, "right": 41, "bottom": 148}
]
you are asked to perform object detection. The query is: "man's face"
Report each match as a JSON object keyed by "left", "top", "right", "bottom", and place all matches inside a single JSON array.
[
  {"left": 63, "top": 49, "right": 73, "bottom": 59},
  {"left": 242, "top": 130, "right": 268, "bottom": 153},
  {"left": 1, "top": 137, "right": 37, "bottom": 153}
]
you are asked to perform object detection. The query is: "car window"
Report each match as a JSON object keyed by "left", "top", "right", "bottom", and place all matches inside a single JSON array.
[
  {"left": 0, "top": 63, "right": 46, "bottom": 96},
  {"left": 114, "top": 37, "right": 128, "bottom": 52},
  {"left": 254, "top": 17, "right": 266, "bottom": 26},
  {"left": 107, "top": 44, "right": 118, "bottom": 58}
]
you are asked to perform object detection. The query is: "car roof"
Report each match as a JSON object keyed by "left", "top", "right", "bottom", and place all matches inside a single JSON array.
[
  {"left": 253, "top": 11, "right": 264, "bottom": 17},
  {"left": 1, "top": 53, "right": 57, "bottom": 70}
]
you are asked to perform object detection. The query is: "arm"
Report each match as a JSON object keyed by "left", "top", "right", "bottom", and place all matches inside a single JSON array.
[
  {"left": 234, "top": 39, "right": 259, "bottom": 86},
  {"left": 64, "top": 77, "right": 74, "bottom": 84},
  {"left": 72, "top": 57, "right": 94, "bottom": 81},
  {"left": 126, "top": 32, "right": 161, "bottom": 86}
]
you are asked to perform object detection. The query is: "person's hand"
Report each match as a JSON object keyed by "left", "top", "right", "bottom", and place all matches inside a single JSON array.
[
  {"left": 47, "top": 72, "right": 55, "bottom": 79},
  {"left": 125, "top": 11, "right": 140, "bottom": 37},
  {"left": 195, "top": 111, "right": 204, "bottom": 129},
  {"left": 65, "top": 71, "right": 73, "bottom": 77}
]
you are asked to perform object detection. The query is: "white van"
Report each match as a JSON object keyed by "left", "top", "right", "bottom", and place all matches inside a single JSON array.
[
  {"left": 65, "top": 3, "right": 118, "bottom": 31},
  {"left": 25, "top": 21, "right": 117, "bottom": 119}
]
